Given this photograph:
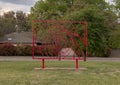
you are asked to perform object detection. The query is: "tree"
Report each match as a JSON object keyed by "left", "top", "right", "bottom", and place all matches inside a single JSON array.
[
  {"left": 106, "top": 0, "right": 120, "bottom": 49},
  {"left": 30, "top": 0, "right": 71, "bottom": 20},
  {"left": 0, "top": 11, "right": 16, "bottom": 36},
  {"left": 0, "top": 10, "right": 30, "bottom": 37},
  {"left": 113, "top": 0, "right": 120, "bottom": 14},
  {"left": 30, "top": 0, "right": 117, "bottom": 56},
  {"left": 16, "top": 11, "right": 30, "bottom": 32},
  {"left": 109, "top": 26, "right": 120, "bottom": 48}
]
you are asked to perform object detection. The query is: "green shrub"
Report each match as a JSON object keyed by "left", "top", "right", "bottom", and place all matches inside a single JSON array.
[
  {"left": 24, "top": 45, "right": 32, "bottom": 56},
  {"left": 15, "top": 45, "right": 32, "bottom": 56},
  {"left": 34, "top": 45, "right": 57, "bottom": 56},
  {"left": 0, "top": 43, "right": 16, "bottom": 56},
  {"left": 15, "top": 46, "right": 25, "bottom": 56},
  {"left": 0, "top": 43, "right": 58, "bottom": 56}
]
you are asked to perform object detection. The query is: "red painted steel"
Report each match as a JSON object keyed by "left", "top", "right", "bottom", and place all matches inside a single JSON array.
[
  {"left": 42, "top": 59, "right": 44, "bottom": 69},
  {"left": 32, "top": 20, "right": 88, "bottom": 69},
  {"left": 76, "top": 59, "right": 78, "bottom": 69}
]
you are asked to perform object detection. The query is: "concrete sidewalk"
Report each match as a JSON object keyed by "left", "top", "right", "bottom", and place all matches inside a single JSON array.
[
  {"left": 88, "top": 57, "right": 120, "bottom": 62},
  {"left": 0, "top": 56, "right": 120, "bottom": 62},
  {"left": 0, "top": 56, "right": 36, "bottom": 61}
]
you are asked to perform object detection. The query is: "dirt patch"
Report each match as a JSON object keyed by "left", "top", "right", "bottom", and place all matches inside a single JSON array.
[{"left": 34, "top": 67, "right": 87, "bottom": 70}]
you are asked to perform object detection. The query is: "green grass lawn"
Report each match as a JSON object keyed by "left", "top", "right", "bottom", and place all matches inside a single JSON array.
[{"left": 0, "top": 61, "right": 120, "bottom": 85}]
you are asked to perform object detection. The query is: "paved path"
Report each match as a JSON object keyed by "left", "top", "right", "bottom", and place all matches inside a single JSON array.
[
  {"left": 0, "top": 56, "right": 37, "bottom": 61},
  {"left": 0, "top": 56, "right": 120, "bottom": 62},
  {"left": 88, "top": 57, "right": 120, "bottom": 62}
]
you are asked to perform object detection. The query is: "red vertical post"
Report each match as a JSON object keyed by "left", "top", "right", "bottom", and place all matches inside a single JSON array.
[
  {"left": 76, "top": 59, "right": 78, "bottom": 70},
  {"left": 32, "top": 21, "right": 35, "bottom": 59},
  {"left": 42, "top": 59, "right": 45, "bottom": 69},
  {"left": 32, "top": 35, "right": 35, "bottom": 59}
]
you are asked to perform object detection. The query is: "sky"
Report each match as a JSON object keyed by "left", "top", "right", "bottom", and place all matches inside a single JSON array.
[
  {"left": 0, "top": 0, "right": 38, "bottom": 15},
  {"left": 0, "top": 0, "right": 113, "bottom": 15}
]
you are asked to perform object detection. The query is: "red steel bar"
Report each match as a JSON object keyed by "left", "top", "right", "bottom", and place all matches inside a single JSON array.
[
  {"left": 76, "top": 59, "right": 78, "bottom": 70},
  {"left": 32, "top": 21, "right": 35, "bottom": 59},
  {"left": 32, "top": 35, "right": 35, "bottom": 59},
  {"left": 42, "top": 59, "right": 45, "bottom": 69}
]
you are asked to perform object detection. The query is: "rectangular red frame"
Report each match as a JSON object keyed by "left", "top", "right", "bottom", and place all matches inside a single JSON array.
[{"left": 32, "top": 20, "right": 88, "bottom": 61}]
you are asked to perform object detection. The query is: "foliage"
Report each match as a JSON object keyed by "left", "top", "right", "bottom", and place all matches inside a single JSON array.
[
  {"left": 65, "top": 4, "right": 117, "bottom": 56},
  {"left": 109, "top": 25, "right": 120, "bottom": 48},
  {"left": 34, "top": 45, "right": 57, "bottom": 56},
  {"left": 23, "top": 45, "right": 32, "bottom": 56},
  {"left": 107, "top": 0, "right": 120, "bottom": 48},
  {"left": 0, "top": 43, "right": 57, "bottom": 56},
  {"left": 30, "top": 0, "right": 68, "bottom": 20},
  {"left": 15, "top": 46, "right": 25, "bottom": 56},
  {"left": 113, "top": 0, "right": 120, "bottom": 13},
  {"left": 15, "top": 45, "right": 32, "bottom": 56},
  {"left": 0, "top": 44, "right": 32, "bottom": 56},
  {"left": 0, "top": 43, "right": 16, "bottom": 56}
]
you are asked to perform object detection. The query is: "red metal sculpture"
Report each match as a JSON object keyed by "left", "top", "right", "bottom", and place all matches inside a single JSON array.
[{"left": 32, "top": 20, "right": 88, "bottom": 69}]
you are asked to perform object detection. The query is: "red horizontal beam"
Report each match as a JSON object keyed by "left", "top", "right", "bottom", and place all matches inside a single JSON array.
[{"left": 32, "top": 57, "right": 85, "bottom": 60}]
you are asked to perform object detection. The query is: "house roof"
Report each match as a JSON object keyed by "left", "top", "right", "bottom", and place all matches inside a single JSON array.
[{"left": 0, "top": 31, "right": 32, "bottom": 43}]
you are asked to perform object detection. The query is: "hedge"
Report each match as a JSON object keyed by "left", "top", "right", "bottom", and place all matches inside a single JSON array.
[{"left": 0, "top": 43, "right": 57, "bottom": 56}]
